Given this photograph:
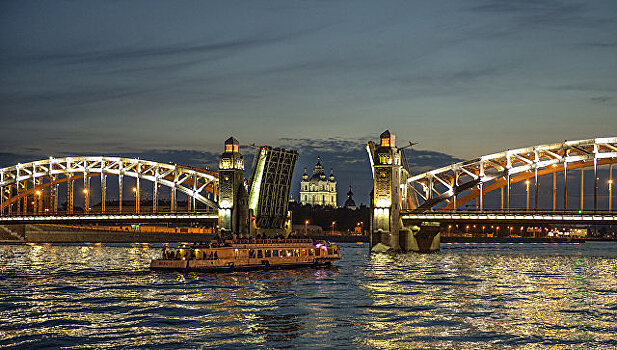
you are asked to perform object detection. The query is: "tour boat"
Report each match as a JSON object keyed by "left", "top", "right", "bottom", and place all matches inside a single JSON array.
[{"left": 150, "top": 239, "right": 341, "bottom": 272}]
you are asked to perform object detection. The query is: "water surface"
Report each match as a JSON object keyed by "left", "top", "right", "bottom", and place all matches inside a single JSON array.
[{"left": 1, "top": 242, "right": 616, "bottom": 349}]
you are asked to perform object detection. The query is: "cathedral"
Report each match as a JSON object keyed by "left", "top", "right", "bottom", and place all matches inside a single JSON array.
[{"left": 299, "top": 157, "right": 337, "bottom": 207}]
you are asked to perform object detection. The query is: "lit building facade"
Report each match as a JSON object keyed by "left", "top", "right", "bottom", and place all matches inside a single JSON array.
[{"left": 299, "top": 157, "right": 337, "bottom": 207}]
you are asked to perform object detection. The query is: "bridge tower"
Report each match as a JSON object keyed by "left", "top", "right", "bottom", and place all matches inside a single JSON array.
[
  {"left": 218, "top": 137, "right": 249, "bottom": 237},
  {"left": 367, "top": 130, "right": 439, "bottom": 253},
  {"left": 367, "top": 130, "right": 404, "bottom": 251}
]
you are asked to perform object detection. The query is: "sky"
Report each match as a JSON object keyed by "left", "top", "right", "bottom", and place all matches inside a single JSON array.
[{"left": 1, "top": 0, "right": 616, "bottom": 204}]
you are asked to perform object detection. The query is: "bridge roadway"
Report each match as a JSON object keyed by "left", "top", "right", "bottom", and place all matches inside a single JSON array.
[
  {"left": 0, "top": 212, "right": 218, "bottom": 225},
  {"left": 401, "top": 210, "right": 617, "bottom": 225}
]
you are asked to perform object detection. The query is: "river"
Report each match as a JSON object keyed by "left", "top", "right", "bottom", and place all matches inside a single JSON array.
[{"left": 1, "top": 242, "right": 616, "bottom": 349}]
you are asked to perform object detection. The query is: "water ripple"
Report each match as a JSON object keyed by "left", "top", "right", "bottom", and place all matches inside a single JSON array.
[{"left": 1, "top": 243, "right": 616, "bottom": 349}]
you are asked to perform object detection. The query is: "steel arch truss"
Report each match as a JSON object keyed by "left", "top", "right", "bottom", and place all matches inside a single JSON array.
[
  {"left": 0, "top": 157, "right": 219, "bottom": 213},
  {"left": 407, "top": 137, "right": 617, "bottom": 212}
]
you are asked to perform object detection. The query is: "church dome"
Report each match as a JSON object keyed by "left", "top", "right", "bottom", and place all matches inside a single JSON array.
[
  {"left": 309, "top": 157, "right": 326, "bottom": 183},
  {"left": 344, "top": 185, "right": 357, "bottom": 209}
]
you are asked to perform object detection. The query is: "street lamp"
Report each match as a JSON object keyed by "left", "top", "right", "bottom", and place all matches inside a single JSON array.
[
  {"left": 82, "top": 188, "right": 89, "bottom": 213},
  {"left": 609, "top": 179, "right": 613, "bottom": 212},
  {"left": 525, "top": 179, "right": 531, "bottom": 211},
  {"left": 132, "top": 187, "right": 138, "bottom": 213},
  {"left": 305, "top": 220, "right": 309, "bottom": 235},
  {"left": 35, "top": 190, "right": 42, "bottom": 214},
  {"left": 331, "top": 221, "right": 336, "bottom": 235}
]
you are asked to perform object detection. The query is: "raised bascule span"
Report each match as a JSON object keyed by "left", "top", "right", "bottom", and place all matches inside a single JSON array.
[{"left": 367, "top": 132, "right": 617, "bottom": 253}]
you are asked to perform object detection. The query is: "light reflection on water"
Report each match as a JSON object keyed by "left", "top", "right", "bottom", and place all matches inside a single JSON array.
[{"left": 0, "top": 242, "right": 616, "bottom": 349}]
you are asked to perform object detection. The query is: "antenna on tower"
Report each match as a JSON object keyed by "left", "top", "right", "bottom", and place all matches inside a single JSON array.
[{"left": 398, "top": 141, "right": 417, "bottom": 150}]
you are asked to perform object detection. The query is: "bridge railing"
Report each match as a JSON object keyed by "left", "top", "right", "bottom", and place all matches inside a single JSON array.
[
  {"left": 402, "top": 209, "right": 616, "bottom": 215},
  {"left": 0, "top": 209, "right": 216, "bottom": 216}
]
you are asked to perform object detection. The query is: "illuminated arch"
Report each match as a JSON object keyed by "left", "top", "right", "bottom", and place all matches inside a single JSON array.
[
  {"left": 407, "top": 138, "right": 617, "bottom": 212},
  {"left": 0, "top": 157, "right": 219, "bottom": 213}
]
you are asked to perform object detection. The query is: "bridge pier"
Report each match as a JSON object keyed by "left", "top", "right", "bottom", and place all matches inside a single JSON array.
[{"left": 367, "top": 130, "right": 439, "bottom": 253}]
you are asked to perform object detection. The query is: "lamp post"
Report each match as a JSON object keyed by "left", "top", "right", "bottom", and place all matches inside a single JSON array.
[
  {"left": 35, "top": 190, "right": 42, "bottom": 214},
  {"left": 305, "top": 220, "right": 309, "bottom": 235},
  {"left": 82, "top": 189, "right": 89, "bottom": 213},
  {"left": 525, "top": 179, "right": 531, "bottom": 211},
  {"left": 609, "top": 179, "right": 613, "bottom": 212},
  {"left": 132, "top": 187, "right": 138, "bottom": 213},
  {"left": 331, "top": 221, "right": 336, "bottom": 235}
]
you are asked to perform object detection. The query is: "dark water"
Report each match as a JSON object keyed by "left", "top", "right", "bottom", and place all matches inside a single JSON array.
[{"left": 1, "top": 242, "right": 616, "bottom": 349}]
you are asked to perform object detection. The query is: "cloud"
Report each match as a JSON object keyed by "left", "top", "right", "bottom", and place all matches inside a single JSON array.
[
  {"left": 469, "top": 0, "right": 586, "bottom": 27},
  {"left": 0, "top": 150, "right": 220, "bottom": 171},
  {"left": 5, "top": 36, "right": 275, "bottom": 67},
  {"left": 278, "top": 137, "right": 463, "bottom": 205},
  {"left": 550, "top": 83, "right": 617, "bottom": 93},
  {"left": 581, "top": 41, "right": 617, "bottom": 48},
  {"left": 0, "top": 140, "right": 465, "bottom": 206},
  {"left": 590, "top": 96, "right": 614, "bottom": 104}
]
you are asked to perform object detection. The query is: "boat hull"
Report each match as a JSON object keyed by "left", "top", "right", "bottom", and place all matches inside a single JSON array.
[{"left": 150, "top": 258, "right": 335, "bottom": 272}]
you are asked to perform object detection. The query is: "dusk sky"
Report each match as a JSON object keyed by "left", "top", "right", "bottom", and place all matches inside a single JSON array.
[{"left": 1, "top": 0, "right": 616, "bottom": 204}]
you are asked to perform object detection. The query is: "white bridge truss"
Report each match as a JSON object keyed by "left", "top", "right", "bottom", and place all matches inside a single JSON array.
[
  {"left": 0, "top": 157, "right": 219, "bottom": 214},
  {"left": 406, "top": 137, "right": 617, "bottom": 212}
]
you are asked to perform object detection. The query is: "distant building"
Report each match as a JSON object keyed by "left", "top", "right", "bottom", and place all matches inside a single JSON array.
[
  {"left": 299, "top": 157, "right": 337, "bottom": 207},
  {"left": 344, "top": 185, "right": 357, "bottom": 210}
]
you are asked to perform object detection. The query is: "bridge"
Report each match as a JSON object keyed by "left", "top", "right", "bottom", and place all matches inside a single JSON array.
[
  {"left": 2, "top": 132, "right": 616, "bottom": 248},
  {"left": 0, "top": 137, "right": 298, "bottom": 242},
  {"left": 367, "top": 131, "right": 617, "bottom": 252}
]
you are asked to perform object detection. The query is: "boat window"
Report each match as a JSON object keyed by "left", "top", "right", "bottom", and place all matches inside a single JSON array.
[
  {"left": 272, "top": 250, "right": 279, "bottom": 257},
  {"left": 257, "top": 250, "right": 263, "bottom": 258},
  {"left": 265, "top": 250, "right": 271, "bottom": 258},
  {"left": 315, "top": 248, "right": 321, "bottom": 256},
  {"left": 214, "top": 251, "right": 218, "bottom": 260},
  {"left": 308, "top": 249, "right": 314, "bottom": 256},
  {"left": 327, "top": 247, "right": 333, "bottom": 255},
  {"left": 301, "top": 249, "right": 307, "bottom": 256},
  {"left": 249, "top": 249, "right": 256, "bottom": 259},
  {"left": 285, "top": 249, "right": 292, "bottom": 257},
  {"left": 294, "top": 249, "right": 300, "bottom": 257},
  {"left": 234, "top": 249, "right": 239, "bottom": 259}
]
